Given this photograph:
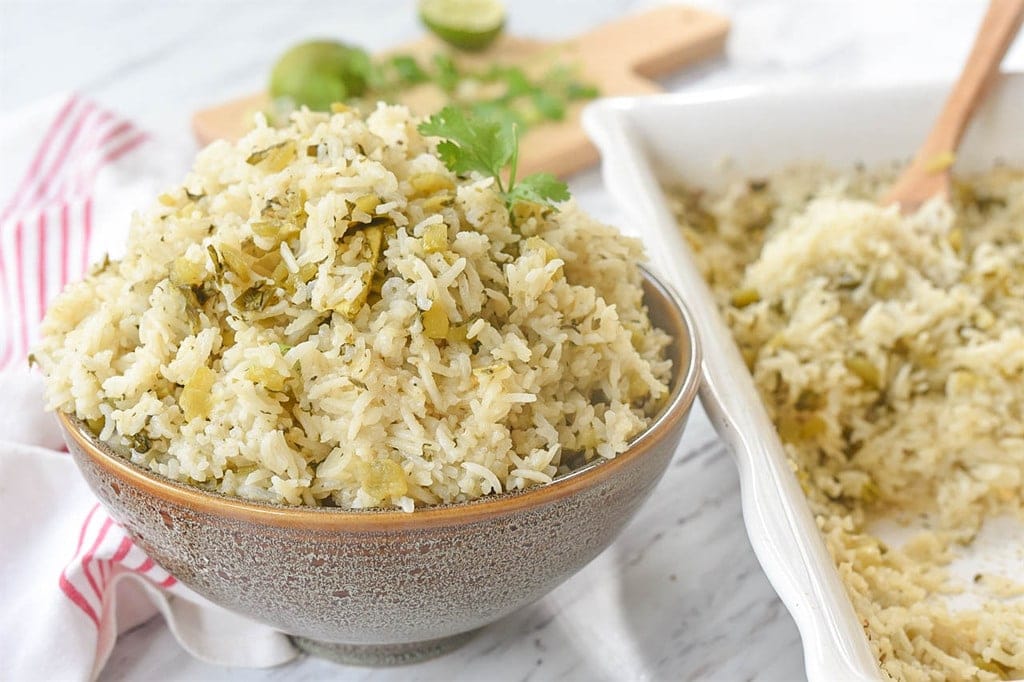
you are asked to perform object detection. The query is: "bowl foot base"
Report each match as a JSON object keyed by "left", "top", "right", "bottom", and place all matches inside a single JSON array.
[{"left": 291, "top": 629, "right": 479, "bottom": 666}]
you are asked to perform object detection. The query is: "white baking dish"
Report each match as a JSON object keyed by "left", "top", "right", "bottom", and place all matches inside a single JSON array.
[{"left": 582, "top": 75, "right": 1024, "bottom": 681}]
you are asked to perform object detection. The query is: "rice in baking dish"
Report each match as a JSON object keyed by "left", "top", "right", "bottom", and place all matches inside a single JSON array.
[
  {"left": 670, "top": 165, "right": 1024, "bottom": 681},
  {"left": 34, "top": 104, "right": 671, "bottom": 511}
]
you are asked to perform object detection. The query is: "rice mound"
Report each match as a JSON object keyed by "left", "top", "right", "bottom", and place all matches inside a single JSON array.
[
  {"left": 671, "top": 165, "right": 1024, "bottom": 681},
  {"left": 35, "top": 104, "right": 671, "bottom": 511}
]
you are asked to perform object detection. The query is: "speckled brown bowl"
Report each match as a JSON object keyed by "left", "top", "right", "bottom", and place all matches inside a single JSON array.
[{"left": 59, "top": 267, "right": 701, "bottom": 666}]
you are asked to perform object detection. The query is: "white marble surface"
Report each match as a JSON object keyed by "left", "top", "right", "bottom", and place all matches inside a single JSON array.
[{"left": 3, "top": 1, "right": 1022, "bottom": 680}]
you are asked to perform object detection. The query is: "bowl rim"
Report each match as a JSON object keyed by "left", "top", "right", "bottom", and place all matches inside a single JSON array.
[{"left": 59, "top": 265, "right": 702, "bottom": 531}]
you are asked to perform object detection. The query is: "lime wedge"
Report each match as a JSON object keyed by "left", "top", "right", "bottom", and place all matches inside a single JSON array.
[{"left": 419, "top": 0, "right": 506, "bottom": 52}]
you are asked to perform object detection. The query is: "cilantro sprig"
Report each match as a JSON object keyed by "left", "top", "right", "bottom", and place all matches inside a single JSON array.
[{"left": 418, "top": 106, "right": 570, "bottom": 211}]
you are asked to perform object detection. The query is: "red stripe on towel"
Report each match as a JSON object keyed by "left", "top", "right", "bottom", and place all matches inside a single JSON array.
[
  {"left": 103, "top": 130, "right": 148, "bottom": 166},
  {"left": 69, "top": 119, "right": 134, "bottom": 197},
  {"left": 22, "top": 102, "right": 98, "bottom": 211},
  {"left": 98, "top": 120, "right": 134, "bottom": 148},
  {"left": 74, "top": 504, "right": 101, "bottom": 555},
  {"left": 49, "top": 109, "right": 115, "bottom": 201},
  {"left": 58, "top": 504, "right": 102, "bottom": 628},
  {"left": 0, "top": 240, "right": 11, "bottom": 369},
  {"left": 36, "top": 211, "right": 47, "bottom": 323},
  {"left": 59, "top": 203, "right": 70, "bottom": 288},
  {"left": 0, "top": 95, "right": 79, "bottom": 221},
  {"left": 81, "top": 197, "right": 93, "bottom": 277},
  {"left": 14, "top": 221, "right": 28, "bottom": 356},
  {"left": 110, "top": 536, "right": 133, "bottom": 564},
  {"left": 81, "top": 516, "right": 114, "bottom": 600},
  {"left": 59, "top": 573, "right": 100, "bottom": 628}
]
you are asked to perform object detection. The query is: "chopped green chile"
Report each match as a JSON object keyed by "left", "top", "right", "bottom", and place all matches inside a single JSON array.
[
  {"left": 245, "top": 364, "right": 287, "bottom": 391},
  {"left": 207, "top": 245, "right": 225, "bottom": 276},
  {"left": 128, "top": 432, "right": 152, "bottom": 453},
  {"left": 192, "top": 283, "right": 213, "bottom": 305},
  {"left": 422, "top": 223, "right": 448, "bottom": 253},
  {"left": 675, "top": 190, "right": 718, "bottom": 233},
  {"left": 234, "top": 282, "right": 277, "bottom": 312},
  {"left": 845, "top": 355, "right": 882, "bottom": 389},
  {"left": 353, "top": 194, "right": 380, "bottom": 216},
  {"left": 246, "top": 140, "right": 297, "bottom": 171},
  {"left": 736, "top": 190, "right": 777, "bottom": 231},
  {"left": 86, "top": 415, "right": 105, "bottom": 436},
  {"left": 251, "top": 219, "right": 300, "bottom": 242},
  {"left": 835, "top": 273, "right": 862, "bottom": 290},
  {"left": 90, "top": 254, "right": 113, "bottom": 276},
  {"left": 524, "top": 236, "right": 559, "bottom": 262},
  {"left": 730, "top": 288, "right": 761, "bottom": 308},
  {"left": 422, "top": 301, "right": 449, "bottom": 339},
  {"left": 258, "top": 192, "right": 308, "bottom": 243},
  {"left": 795, "top": 389, "right": 825, "bottom": 411},
  {"left": 180, "top": 366, "right": 216, "bottom": 420},
  {"left": 178, "top": 286, "right": 204, "bottom": 332},
  {"left": 218, "top": 244, "right": 252, "bottom": 282},
  {"left": 409, "top": 172, "right": 454, "bottom": 197},
  {"left": 777, "top": 413, "right": 826, "bottom": 442},
  {"left": 446, "top": 322, "right": 470, "bottom": 343},
  {"left": 360, "top": 458, "right": 408, "bottom": 500},
  {"left": 251, "top": 250, "right": 283, "bottom": 278},
  {"left": 298, "top": 262, "right": 318, "bottom": 283},
  {"left": 334, "top": 225, "right": 383, "bottom": 318},
  {"left": 170, "top": 257, "right": 206, "bottom": 287},
  {"left": 860, "top": 480, "right": 881, "bottom": 504},
  {"left": 421, "top": 192, "right": 454, "bottom": 213},
  {"left": 510, "top": 200, "right": 547, "bottom": 225}
]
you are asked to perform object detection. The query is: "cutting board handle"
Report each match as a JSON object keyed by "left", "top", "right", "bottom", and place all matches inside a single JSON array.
[{"left": 573, "top": 5, "right": 729, "bottom": 77}]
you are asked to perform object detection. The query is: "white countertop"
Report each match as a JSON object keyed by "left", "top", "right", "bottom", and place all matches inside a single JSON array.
[{"left": 4, "top": 1, "right": 1022, "bottom": 680}]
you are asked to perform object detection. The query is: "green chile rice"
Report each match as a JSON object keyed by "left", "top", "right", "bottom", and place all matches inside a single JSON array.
[
  {"left": 35, "top": 105, "right": 671, "bottom": 511},
  {"left": 671, "top": 165, "right": 1024, "bottom": 681}
]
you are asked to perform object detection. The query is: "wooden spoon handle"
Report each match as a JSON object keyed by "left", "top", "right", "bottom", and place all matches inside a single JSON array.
[
  {"left": 884, "top": 0, "right": 1024, "bottom": 211},
  {"left": 919, "top": 0, "right": 1024, "bottom": 156}
]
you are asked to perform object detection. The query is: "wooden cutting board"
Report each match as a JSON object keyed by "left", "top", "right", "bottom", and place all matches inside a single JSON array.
[{"left": 192, "top": 5, "right": 729, "bottom": 177}]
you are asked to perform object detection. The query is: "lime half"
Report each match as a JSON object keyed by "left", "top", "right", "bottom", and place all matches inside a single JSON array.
[{"left": 419, "top": 0, "right": 506, "bottom": 52}]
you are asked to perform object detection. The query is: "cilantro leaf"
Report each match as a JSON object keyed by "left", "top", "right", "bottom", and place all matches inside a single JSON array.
[
  {"left": 467, "top": 100, "right": 523, "bottom": 132},
  {"left": 418, "top": 107, "right": 514, "bottom": 190},
  {"left": 432, "top": 54, "right": 460, "bottom": 93},
  {"left": 531, "top": 90, "right": 565, "bottom": 121},
  {"left": 497, "top": 66, "right": 534, "bottom": 99},
  {"left": 390, "top": 55, "right": 428, "bottom": 86},
  {"left": 506, "top": 172, "right": 570, "bottom": 207},
  {"left": 566, "top": 81, "right": 600, "bottom": 100},
  {"left": 418, "top": 106, "right": 570, "bottom": 211}
]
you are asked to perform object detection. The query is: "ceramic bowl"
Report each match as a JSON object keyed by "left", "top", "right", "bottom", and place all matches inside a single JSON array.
[{"left": 58, "top": 267, "right": 702, "bottom": 666}]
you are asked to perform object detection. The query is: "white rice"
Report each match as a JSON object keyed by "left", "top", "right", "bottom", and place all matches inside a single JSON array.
[
  {"left": 35, "top": 104, "right": 671, "bottom": 511},
  {"left": 671, "top": 165, "right": 1024, "bottom": 681}
]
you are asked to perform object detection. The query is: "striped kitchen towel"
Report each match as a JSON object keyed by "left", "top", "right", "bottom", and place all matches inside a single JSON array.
[{"left": 0, "top": 95, "right": 296, "bottom": 681}]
